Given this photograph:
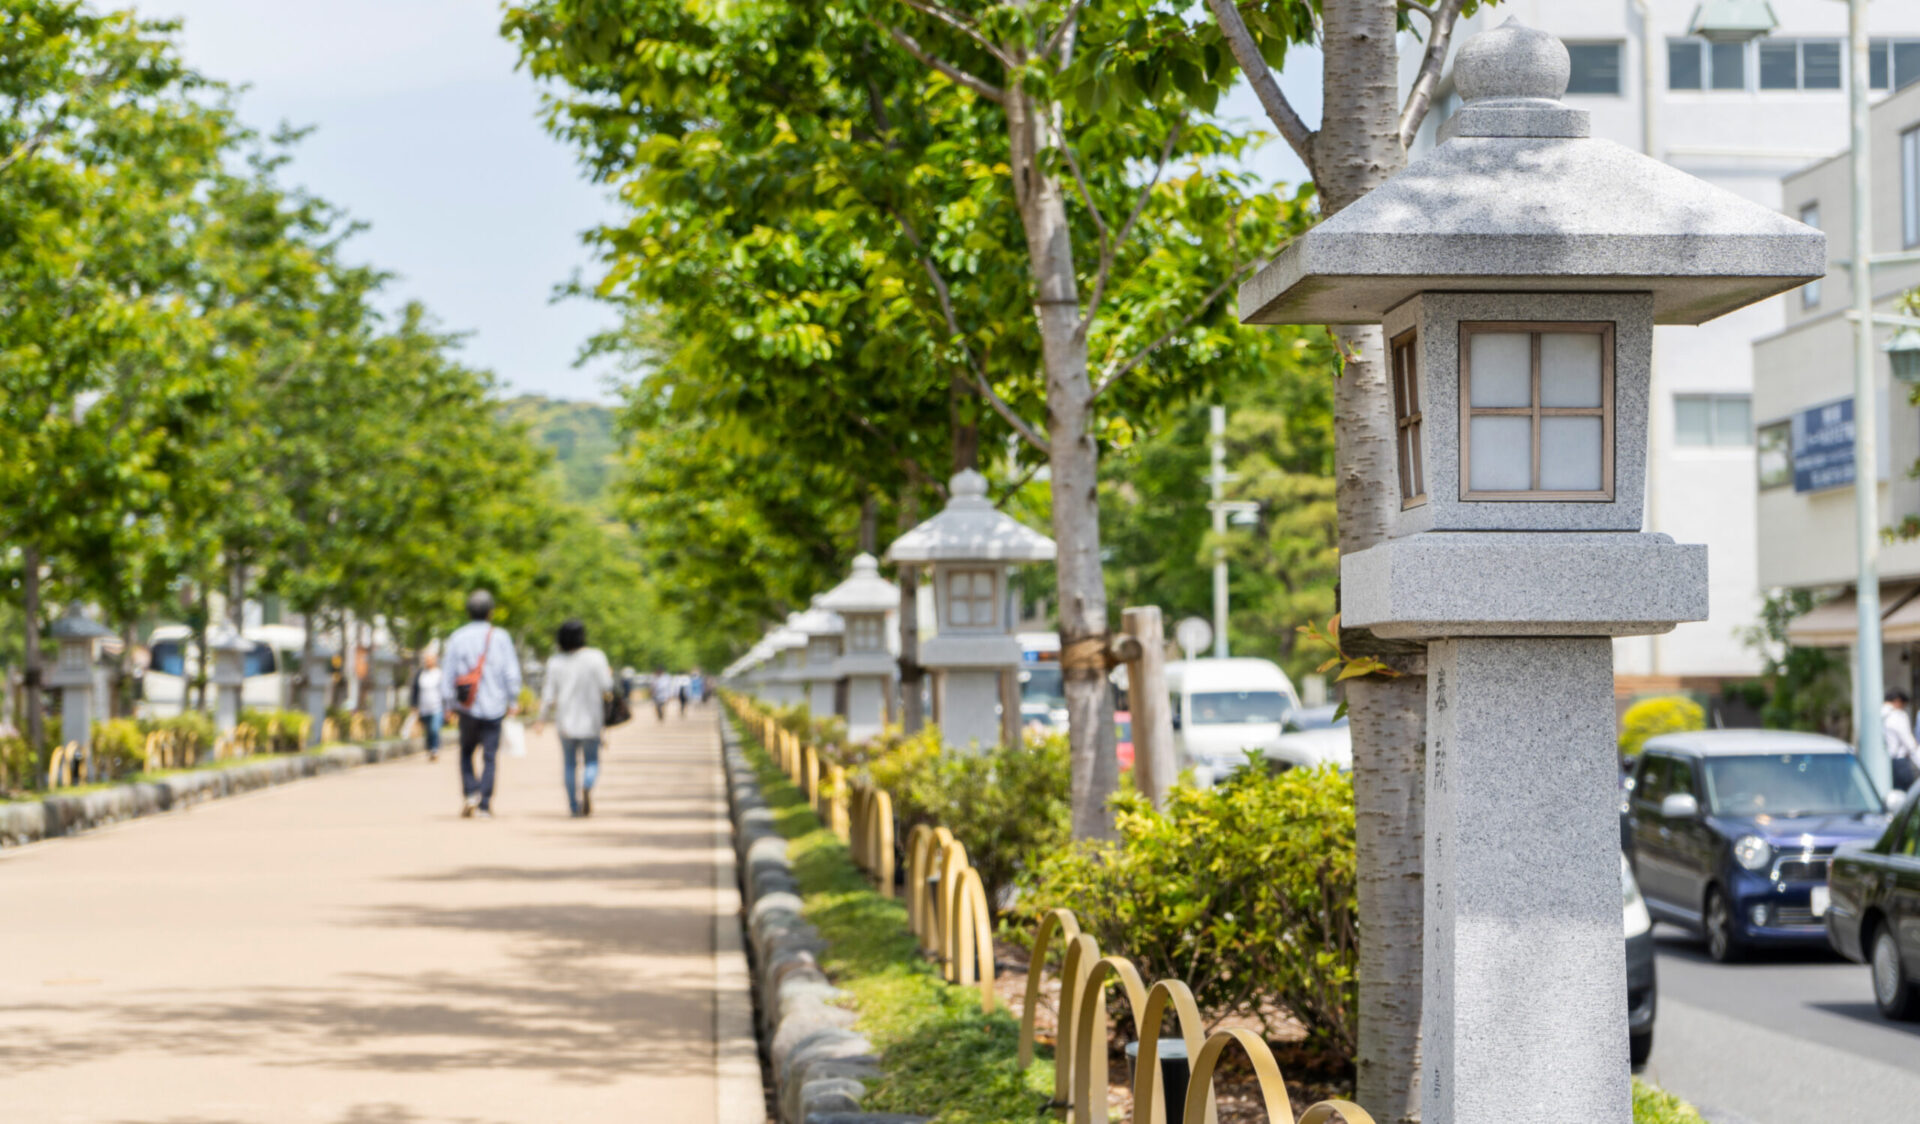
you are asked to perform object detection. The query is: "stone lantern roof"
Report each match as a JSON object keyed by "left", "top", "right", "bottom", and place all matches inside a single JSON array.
[
  {"left": 1238, "top": 19, "right": 1824, "bottom": 328},
  {"left": 793, "top": 597, "right": 845, "bottom": 637},
  {"left": 767, "top": 618, "right": 807, "bottom": 651},
  {"left": 818, "top": 553, "right": 900, "bottom": 615},
  {"left": 49, "top": 602, "right": 115, "bottom": 641},
  {"left": 207, "top": 625, "right": 253, "bottom": 654},
  {"left": 884, "top": 470, "right": 1056, "bottom": 565}
]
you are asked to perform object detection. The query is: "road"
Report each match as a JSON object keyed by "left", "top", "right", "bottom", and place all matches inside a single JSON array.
[
  {"left": 0, "top": 707, "right": 757, "bottom": 1124},
  {"left": 1641, "top": 923, "right": 1920, "bottom": 1121}
]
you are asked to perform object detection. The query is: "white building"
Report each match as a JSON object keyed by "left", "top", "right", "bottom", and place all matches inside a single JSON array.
[
  {"left": 1753, "top": 79, "right": 1920, "bottom": 702},
  {"left": 1402, "top": 0, "right": 1920, "bottom": 709}
]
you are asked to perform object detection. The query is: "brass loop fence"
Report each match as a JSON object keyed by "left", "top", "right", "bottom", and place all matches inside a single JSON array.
[{"left": 725, "top": 694, "right": 1374, "bottom": 1124}]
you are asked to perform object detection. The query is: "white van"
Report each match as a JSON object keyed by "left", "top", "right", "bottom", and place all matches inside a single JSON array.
[
  {"left": 140, "top": 624, "right": 309, "bottom": 717},
  {"left": 1164, "top": 658, "right": 1301, "bottom": 785}
]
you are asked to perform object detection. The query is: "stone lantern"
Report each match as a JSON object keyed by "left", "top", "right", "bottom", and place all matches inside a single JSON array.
[
  {"left": 368, "top": 647, "right": 401, "bottom": 731},
  {"left": 47, "top": 603, "right": 115, "bottom": 751},
  {"left": 766, "top": 619, "right": 808, "bottom": 706},
  {"left": 207, "top": 626, "right": 253, "bottom": 737},
  {"left": 792, "top": 597, "right": 846, "bottom": 718},
  {"left": 1237, "top": 21, "right": 1822, "bottom": 1124},
  {"left": 818, "top": 553, "right": 900, "bottom": 742},
  {"left": 301, "top": 642, "right": 338, "bottom": 747},
  {"left": 884, "top": 469, "right": 1055, "bottom": 752}
]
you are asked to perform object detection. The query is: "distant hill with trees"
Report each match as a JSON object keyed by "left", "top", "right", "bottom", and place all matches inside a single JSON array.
[{"left": 500, "top": 395, "right": 619, "bottom": 512}]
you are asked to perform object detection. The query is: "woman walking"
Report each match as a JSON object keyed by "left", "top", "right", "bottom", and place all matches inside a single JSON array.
[
  {"left": 413, "top": 652, "right": 446, "bottom": 763},
  {"left": 536, "top": 619, "right": 615, "bottom": 817}
]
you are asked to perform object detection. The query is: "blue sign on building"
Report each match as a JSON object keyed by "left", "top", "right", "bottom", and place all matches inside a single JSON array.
[{"left": 1791, "top": 397, "right": 1855, "bottom": 494}]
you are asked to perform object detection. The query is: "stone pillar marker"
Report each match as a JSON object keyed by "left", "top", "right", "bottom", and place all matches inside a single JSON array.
[
  {"left": 369, "top": 646, "right": 400, "bottom": 731},
  {"left": 1235, "top": 19, "right": 1824, "bottom": 1123},
  {"left": 207, "top": 626, "right": 252, "bottom": 737},
  {"left": 883, "top": 470, "right": 1055, "bottom": 752},
  {"left": 793, "top": 597, "right": 846, "bottom": 717},
  {"left": 47, "top": 603, "right": 116, "bottom": 752},
  {"left": 302, "top": 643, "right": 337, "bottom": 748},
  {"left": 819, "top": 553, "right": 901, "bottom": 742}
]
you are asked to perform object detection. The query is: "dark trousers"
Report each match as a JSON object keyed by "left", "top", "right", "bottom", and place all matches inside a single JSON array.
[
  {"left": 1894, "top": 754, "right": 1920, "bottom": 794},
  {"left": 459, "top": 716, "right": 503, "bottom": 809}
]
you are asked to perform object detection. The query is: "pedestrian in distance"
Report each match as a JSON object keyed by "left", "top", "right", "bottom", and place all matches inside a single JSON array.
[
  {"left": 412, "top": 652, "right": 446, "bottom": 763},
  {"left": 534, "top": 618, "right": 614, "bottom": 817},
  {"left": 1884, "top": 688, "right": 1920, "bottom": 793},
  {"left": 441, "top": 590, "right": 522, "bottom": 819},
  {"left": 689, "top": 668, "right": 707, "bottom": 705},
  {"left": 651, "top": 668, "right": 672, "bottom": 721},
  {"left": 676, "top": 671, "right": 691, "bottom": 716}
]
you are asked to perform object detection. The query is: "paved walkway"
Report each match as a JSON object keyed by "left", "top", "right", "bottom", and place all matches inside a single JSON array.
[{"left": 0, "top": 706, "right": 758, "bottom": 1124}]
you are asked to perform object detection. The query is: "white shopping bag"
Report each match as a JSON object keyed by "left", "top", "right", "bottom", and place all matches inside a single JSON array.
[{"left": 501, "top": 718, "right": 528, "bottom": 758}]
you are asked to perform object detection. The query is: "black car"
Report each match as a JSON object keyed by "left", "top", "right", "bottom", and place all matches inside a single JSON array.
[
  {"left": 1625, "top": 730, "right": 1891, "bottom": 962},
  {"left": 1826, "top": 783, "right": 1920, "bottom": 1019},
  {"left": 1624, "top": 854, "right": 1658, "bottom": 1066}
]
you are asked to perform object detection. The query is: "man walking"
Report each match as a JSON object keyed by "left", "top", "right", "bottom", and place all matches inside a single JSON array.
[
  {"left": 1885, "top": 688, "right": 1920, "bottom": 793},
  {"left": 442, "top": 590, "right": 522, "bottom": 818},
  {"left": 651, "top": 668, "right": 672, "bottom": 721}
]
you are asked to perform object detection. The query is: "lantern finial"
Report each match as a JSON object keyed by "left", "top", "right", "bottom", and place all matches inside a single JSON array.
[{"left": 1454, "top": 18, "right": 1569, "bottom": 104}]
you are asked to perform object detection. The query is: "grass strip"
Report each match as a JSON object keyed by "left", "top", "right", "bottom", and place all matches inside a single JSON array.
[
  {"left": 735, "top": 716, "right": 1051, "bottom": 1121},
  {"left": 735, "top": 716, "right": 1704, "bottom": 1124}
]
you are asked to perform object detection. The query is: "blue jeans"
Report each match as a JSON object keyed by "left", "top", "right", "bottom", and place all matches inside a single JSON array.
[
  {"left": 562, "top": 736, "right": 601, "bottom": 814},
  {"left": 420, "top": 711, "right": 445, "bottom": 754}
]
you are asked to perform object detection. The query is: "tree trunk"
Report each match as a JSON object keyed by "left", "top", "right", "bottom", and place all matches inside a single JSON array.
[
  {"left": 897, "top": 477, "right": 924, "bottom": 733},
  {"left": 116, "top": 621, "right": 138, "bottom": 719},
  {"left": 191, "top": 583, "right": 212, "bottom": 714},
  {"left": 22, "top": 545, "right": 43, "bottom": 748},
  {"left": 1004, "top": 84, "right": 1116, "bottom": 840},
  {"left": 357, "top": 620, "right": 374, "bottom": 714},
  {"left": 950, "top": 380, "right": 979, "bottom": 472},
  {"left": 1319, "top": 2, "right": 1430, "bottom": 1117},
  {"left": 858, "top": 495, "right": 878, "bottom": 554}
]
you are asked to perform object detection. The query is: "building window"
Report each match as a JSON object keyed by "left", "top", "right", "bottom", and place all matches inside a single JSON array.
[
  {"left": 1459, "top": 322, "right": 1614, "bottom": 501},
  {"left": 1675, "top": 393, "right": 1753, "bottom": 447},
  {"left": 847, "top": 614, "right": 884, "bottom": 652},
  {"left": 1869, "top": 39, "right": 1920, "bottom": 92},
  {"left": 1758, "top": 39, "right": 1843, "bottom": 91},
  {"left": 1799, "top": 203, "right": 1822, "bottom": 307},
  {"left": 1905, "top": 126, "right": 1920, "bottom": 249},
  {"left": 1565, "top": 42, "right": 1623, "bottom": 95},
  {"left": 1757, "top": 421, "right": 1793, "bottom": 489},
  {"left": 945, "top": 568, "right": 997, "bottom": 629},
  {"left": 1669, "top": 38, "right": 1749, "bottom": 91},
  {"left": 1391, "top": 329, "right": 1426, "bottom": 508}
]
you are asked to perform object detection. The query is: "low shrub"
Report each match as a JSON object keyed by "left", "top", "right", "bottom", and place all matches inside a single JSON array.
[
  {"left": 906, "top": 731, "right": 1071, "bottom": 915},
  {"left": 0, "top": 735, "right": 41, "bottom": 792},
  {"left": 238, "top": 708, "right": 310, "bottom": 753},
  {"left": 148, "top": 711, "right": 217, "bottom": 760},
  {"left": 90, "top": 718, "right": 147, "bottom": 778},
  {"left": 1618, "top": 695, "right": 1705, "bottom": 758},
  {"left": 1015, "top": 762, "right": 1359, "bottom": 1054}
]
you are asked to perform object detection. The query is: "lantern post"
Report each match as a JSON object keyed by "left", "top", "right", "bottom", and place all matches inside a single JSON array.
[{"left": 1238, "top": 21, "right": 1823, "bottom": 1121}]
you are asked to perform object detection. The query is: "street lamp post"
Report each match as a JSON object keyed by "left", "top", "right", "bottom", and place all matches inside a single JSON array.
[
  {"left": 1847, "top": 0, "right": 1891, "bottom": 792},
  {"left": 1208, "top": 406, "right": 1230, "bottom": 658}
]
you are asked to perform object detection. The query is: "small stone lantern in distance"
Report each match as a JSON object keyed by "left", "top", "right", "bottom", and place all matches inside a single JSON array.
[
  {"left": 301, "top": 641, "right": 337, "bottom": 748},
  {"left": 1237, "top": 20, "right": 1822, "bottom": 1124},
  {"left": 207, "top": 626, "right": 253, "bottom": 738},
  {"left": 884, "top": 470, "right": 1055, "bottom": 752},
  {"left": 793, "top": 597, "right": 846, "bottom": 717},
  {"left": 47, "top": 603, "right": 116, "bottom": 752},
  {"left": 819, "top": 553, "right": 901, "bottom": 742},
  {"left": 766, "top": 616, "right": 808, "bottom": 707}
]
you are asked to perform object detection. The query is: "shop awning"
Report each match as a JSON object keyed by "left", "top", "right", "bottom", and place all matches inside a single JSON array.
[{"left": 1787, "top": 584, "right": 1920, "bottom": 647}]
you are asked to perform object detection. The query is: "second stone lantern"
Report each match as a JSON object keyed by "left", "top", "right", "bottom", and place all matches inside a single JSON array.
[
  {"left": 885, "top": 470, "right": 1054, "bottom": 752},
  {"left": 817, "top": 553, "right": 900, "bottom": 742},
  {"left": 1237, "top": 20, "right": 1822, "bottom": 1124},
  {"left": 792, "top": 596, "right": 846, "bottom": 718}
]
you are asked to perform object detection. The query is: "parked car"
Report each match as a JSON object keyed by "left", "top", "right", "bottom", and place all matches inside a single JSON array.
[
  {"left": 1624, "top": 853, "right": 1658, "bottom": 1066},
  {"left": 1625, "top": 730, "right": 1893, "bottom": 962},
  {"left": 1017, "top": 632, "right": 1067, "bottom": 729},
  {"left": 140, "top": 624, "right": 309, "bottom": 718},
  {"left": 1163, "top": 658, "right": 1301, "bottom": 786},
  {"left": 1115, "top": 710, "right": 1133, "bottom": 770},
  {"left": 1825, "top": 781, "right": 1920, "bottom": 1020}
]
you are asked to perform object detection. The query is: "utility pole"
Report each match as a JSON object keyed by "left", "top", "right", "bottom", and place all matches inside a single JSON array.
[
  {"left": 1209, "top": 406, "right": 1229, "bottom": 659},
  {"left": 1848, "top": 0, "right": 1890, "bottom": 792}
]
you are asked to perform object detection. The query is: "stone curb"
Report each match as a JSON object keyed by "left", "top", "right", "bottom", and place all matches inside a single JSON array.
[
  {"left": 0, "top": 739, "right": 419, "bottom": 848},
  {"left": 718, "top": 714, "right": 929, "bottom": 1124}
]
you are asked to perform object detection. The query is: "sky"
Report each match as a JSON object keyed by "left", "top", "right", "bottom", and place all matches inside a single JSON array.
[{"left": 130, "top": 2, "right": 1323, "bottom": 405}]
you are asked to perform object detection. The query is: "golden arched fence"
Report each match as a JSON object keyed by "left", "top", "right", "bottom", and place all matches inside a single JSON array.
[{"left": 724, "top": 693, "right": 1374, "bottom": 1124}]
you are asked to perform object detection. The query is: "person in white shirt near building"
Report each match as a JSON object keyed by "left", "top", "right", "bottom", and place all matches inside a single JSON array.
[
  {"left": 536, "top": 619, "right": 615, "bottom": 817},
  {"left": 1883, "top": 689, "right": 1920, "bottom": 793},
  {"left": 411, "top": 652, "right": 446, "bottom": 763}
]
